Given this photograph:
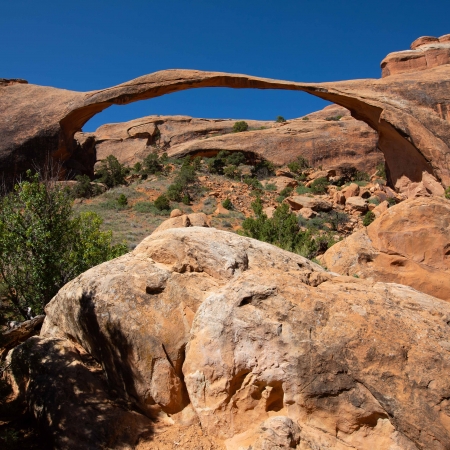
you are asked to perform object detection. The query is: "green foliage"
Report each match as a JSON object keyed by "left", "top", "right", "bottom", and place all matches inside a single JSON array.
[
  {"left": 0, "top": 172, "right": 127, "bottom": 319},
  {"left": 117, "top": 194, "right": 128, "bottom": 207},
  {"left": 445, "top": 187, "right": 450, "bottom": 200},
  {"left": 223, "top": 164, "right": 242, "bottom": 180},
  {"left": 354, "top": 171, "right": 370, "bottom": 182},
  {"left": 226, "top": 152, "right": 246, "bottom": 166},
  {"left": 264, "top": 183, "right": 277, "bottom": 191},
  {"left": 368, "top": 197, "right": 380, "bottom": 205},
  {"left": 207, "top": 151, "right": 246, "bottom": 175},
  {"left": 302, "top": 116, "right": 310, "bottom": 121},
  {"left": 166, "top": 158, "right": 199, "bottom": 202},
  {"left": 240, "top": 200, "right": 336, "bottom": 259},
  {"left": 310, "top": 177, "right": 329, "bottom": 194},
  {"left": 222, "top": 198, "right": 233, "bottom": 210},
  {"left": 252, "top": 159, "right": 275, "bottom": 178},
  {"left": 133, "top": 201, "right": 170, "bottom": 215},
  {"left": 323, "top": 211, "right": 349, "bottom": 231},
  {"left": 233, "top": 121, "right": 249, "bottom": 132},
  {"left": 95, "top": 155, "right": 129, "bottom": 188},
  {"left": 141, "top": 151, "right": 164, "bottom": 176},
  {"left": 154, "top": 194, "right": 170, "bottom": 211},
  {"left": 244, "top": 176, "right": 263, "bottom": 191},
  {"left": 287, "top": 156, "right": 309, "bottom": 174},
  {"left": 325, "top": 115, "right": 342, "bottom": 121},
  {"left": 277, "top": 186, "right": 293, "bottom": 203},
  {"left": 296, "top": 185, "right": 312, "bottom": 195},
  {"left": 72, "top": 174, "right": 103, "bottom": 199},
  {"left": 276, "top": 115, "right": 286, "bottom": 123},
  {"left": 363, "top": 211, "right": 376, "bottom": 226},
  {"left": 376, "top": 162, "right": 386, "bottom": 179},
  {"left": 132, "top": 162, "right": 142, "bottom": 173},
  {"left": 387, "top": 197, "right": 397, "bottom": 207}
]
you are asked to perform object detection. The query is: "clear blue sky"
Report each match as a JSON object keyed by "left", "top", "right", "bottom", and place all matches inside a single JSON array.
[{"left": 2, "top": 0, "right": 449, "bottom": 131}]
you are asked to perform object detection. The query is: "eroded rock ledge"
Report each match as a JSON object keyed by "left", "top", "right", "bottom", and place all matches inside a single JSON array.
[{"left": 5, "top": 227, "right": 450, "bottom": 449}]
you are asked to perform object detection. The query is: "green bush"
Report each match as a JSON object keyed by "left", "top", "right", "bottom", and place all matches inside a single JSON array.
[
  {"left": 387, "top": 197, "right": 397, "bottom": 207},
  {"left": 277, "top": 186, "right": 293, "bottom": 202},
  {"left": 302, "top": 116, "right": 310, "bottom": 121},
  {"left": 376, "top": 162, "right": 386, "bottom": 179},
  {"left": 207, "top": 151, "right": 246, "bottom": 175},
  {"left": 223, "top": 164, "right": 242, "bottom": 180},
  {"left": 244, "top": 176, "right": 263, "bottom": 191},
  {"left": 287, "top": 156, "right": 309, "bottom": 174},
  {"left": 72, "top": 174, "right": 103, "bottom": 199},
  {"left": 355, "top": 171, "right": 370, "bottom": 182},
  {"left": 296, "top": 185, "right": 312, "bottom": 195},
  {"left": 142, "top": 151, "right": 164, "bottom": 176},
  {"left": 445, "top": 187, "right": 450, "bottom": 200},
  {"left": 133, "top": 162, "right": 142, "bottom": 173},
  {"left": 166, "top": 159, "right": 199, "bottom": 201},
  {"left": 95, "top": 155, "right": 129, "bottom": 188},
  {"left": 325, "top": 115, "right": 342, "bottom": 121},
  {"left": 310, "top": 177, "right": 329, "bottom": 194},
  {"left": 226, "top": 152, "right": 246, "bottom": 166},
  {"left": 264, "top": 183, "right": 277, "bottom": 191},
  {"left": 154, "top": 194, "right": 170, "bottom": 211},
  {"left": 252, "top": 159, "right": 275, "bottom": 178},
  {"left": 363, "top": 211, "right": 376, "bottom": 226},
  {"left": 117, "top": 194, "right": 128, "bottom": 207},
  {"left": 133, "top": 201, "right": 155, "bottom": 213},
  {"left": 0, "top": 172, "right": 126, "bottom": 320},
  {"left": 276, "top": 116, "right": 286, "bottom": 123},
  {"left": 233, "top": 121, "right": 249, "bottom": 132},
  {"left": 222, "top": 198, "right": 233, "bottom": 210}
]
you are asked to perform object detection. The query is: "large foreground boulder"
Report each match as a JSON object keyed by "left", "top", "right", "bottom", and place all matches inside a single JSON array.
[
  {"left": 5, "top": 227, "right": 450, "bottom": 448},
  {"left": 323, "top": 196, "right": 450, "bottom": 301}
]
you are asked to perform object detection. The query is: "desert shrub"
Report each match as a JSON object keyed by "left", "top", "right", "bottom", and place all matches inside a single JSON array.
[
  {"left": 368, "top": 197, "right": 380, "bottom": 205},
  {"left": 223, "top": 164, "right": 242, "bottom": 180},
  {"left": 363, "top": 211, "right": 376, "bottom": 226},
  {"left": 276, "top": 115, "right": 286, "bottom": 123},
  {"left": 325, "top": 115, "right": 342, "bottom": 121},
  {"left": 355, "top": 171, "right": 370, "bottom": 182},
  {"left": 233, "top": 121, "right": 249, "bottom": 132},
  {"left": 0, "top": 172, "right": 126, "bottom": 320},
  {"left": 339, "top": 164, "right": 357, "bottom": 181},
  {"left": 141, "top": 151, "right": 164, "bottom": 176},
  {"left": 133, "top": 201, "right": 155, "bottom": 213},
  {"left": 166, "top": 159, "right": 199, "bottom": 201},
  {"left": 95, "top": 155, "right": 129, "bottom": 188},
  {"left": 376, "top": 162, "right": 386, "bottom": 179},
  {"left": 244, "top": 176, "right": 263, "bottom": 191},
  {"left": 302, "top": 116, "right": 310, "bottom": 121},
  {"left": 208, "top": 151, "right": 246, "bottom": 175},
  {"left": 310, "top": 177, "right": 329, "bottom": 194},
  {"left": 252, "top": 159, "right": 275, "bottom": 178},
  {"left": 277, "top": 186, "right": 293, "bottom": 203},
  {"left": 264, "top": 183, "right": 277, "bottom": 191},
  {"left": 133, "top": 162, "right": 142, "bottom": 173},
  {"left": 323, "top": 211, "right": 349, "bottom": 231},
  {"left": 226, "top": 152, "right": 246, "bottom": 166},
  {"left": 191, "top": 156, "right": 202, "bottom": 171},
  {"left": 72, "top": 174, "right": 103, "bottom": 199},
  {"left": 445, "top": 187, "right": 450, "bottom": 200},
  {"left": 387, "top": 197, "right": 397, "bottom": 207},
  {"left": 222, "top": 198, "right": 233, "bottom": 210},
  {"left": 154, "top": 194, "right": 170, "bottom": 211},
  {"left": 296, "top": 185, "right": 312, "bottom": 195},
  {"left": 117, "top": 194, "right": 128, "bottom": 207},
  {"left": 287, "top": 156, "right": 309, "bottom": 174}
]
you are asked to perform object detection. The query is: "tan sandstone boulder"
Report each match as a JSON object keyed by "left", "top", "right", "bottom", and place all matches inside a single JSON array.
[
  {"left": 24, "top": 227, "right": 450, "bottom": 449},
  {"left": 152, "top": 212, "right": 209, "bottom": 234},
  {"left": 323, "top": 196, "right": 450, "bottom": 301},
  {"left": 286, "top": 195, "right": 333, "bottom": 212}
]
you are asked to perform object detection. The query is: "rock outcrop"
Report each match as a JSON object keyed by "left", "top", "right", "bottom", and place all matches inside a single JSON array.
[
  {"left": 78, "top": 104, "right": 381, "bottom": 173},
  {"left": 381, "top": 34, "right": 450, "bottom": 77},
  {"left": 323, "top": 196, "right": 450, "bottom": 301},
  {"left": 3, "top": 227, "right": 448, "bottom": 449},
  {"left": 2, "top": 35, "right": 450, "bottom": 196}
]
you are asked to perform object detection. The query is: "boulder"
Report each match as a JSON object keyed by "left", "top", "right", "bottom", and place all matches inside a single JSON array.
[
  {"left": 170, "top": 208, "right": 183, "bottom": 218},
  {"left": 286, "top": 195, "right": 332, "bottom": 211},
  {"left": 152, "top": 212, "right": 209, "bottom": 234},
  {"left": 297, "top": 207, "right": 316, "bottom": 219},
  {"left": 265, "top": 176, "right": 298, "bottom": 193},
  {"left": 5, "top": 227, "right": 450, "bottom": 448},
  {"left": 346, "top": 196, "right": 368, "bottom": 212},
  {"left": 323, "top": 196, "right": 450, "bottom": 301},
  {"left": 342, "top": 182, "right": 360, "bottom": 199}
]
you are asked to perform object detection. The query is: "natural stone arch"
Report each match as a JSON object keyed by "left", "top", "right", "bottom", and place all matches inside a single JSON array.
[{"left": 1, "top": 66, "right": 450, "bottom": 196}]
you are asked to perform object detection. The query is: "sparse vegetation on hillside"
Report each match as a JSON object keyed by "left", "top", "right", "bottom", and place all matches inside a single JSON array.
[
  {"left": 288, "top": 156, "right": 309, "bottom": 174},
  {"left": 276, "top": 115, "right": 286, "bottom": 123},
  {"left": 233, "top": 121, "right": 249, "bottom": 132},
  {"left": 95, "top": 155, "right": 129, "bottom": 188},
  {"left": 445, "top": 186, "right": 450, "bottom": 200}
]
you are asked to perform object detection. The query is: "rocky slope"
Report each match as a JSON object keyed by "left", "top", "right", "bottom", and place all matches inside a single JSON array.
[
  {"left": 1, "top": 35, "right": 450, "bottom": 196},
  {"left": 75, "top": 104, "right": 382, "bottom": 174},
  {"left": 3, "top": 227, "right": 450, "bottom": 449}
]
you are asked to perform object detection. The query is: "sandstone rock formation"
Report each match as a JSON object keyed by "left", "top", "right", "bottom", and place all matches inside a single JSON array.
[
  {"left": 3, "top": 227, "right": 449, "bottom": 449},
  {"left": 323, "top": 196, "right": 450, "bottom": 301},
  {"left": 381, "top": 34, "right": 450, "bottom": 77},
  {"left": 2, "top": 35, "right": 450, "bottom": 196},
  {"left": 76, "top": 104, "right": 381, "bottom": 174}
]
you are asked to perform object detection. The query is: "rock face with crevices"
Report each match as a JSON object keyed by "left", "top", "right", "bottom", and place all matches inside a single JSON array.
[
  {"left": 1, "top": 35, "right": 450, "bottom": 196},
  {"left": 323, "top": 196, "right": 450, "bottom": 301},
  {"left": 9, "top": 227, "right": 445, "bottom": 449}
]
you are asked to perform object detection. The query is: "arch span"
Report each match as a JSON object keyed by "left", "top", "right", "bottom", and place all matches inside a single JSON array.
[{"left": 1, "top": 67, "right": 450, "bottom": 195}]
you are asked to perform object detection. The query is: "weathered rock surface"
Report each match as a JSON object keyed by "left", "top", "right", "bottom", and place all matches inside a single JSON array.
[
  {"left": 2, "top": 35, "right": 450, "bottom": 196},
  {"left": 323, "top": 196, "right": 450, "bottom": 301},
  {"left": 382, "top": 34, "right": 450, "bottom": 77},
  {"left": 286, "top": 195, "right": 333, "bottom": 211},
  {"left": 152, "top": 212, "right": 209, "bottom": 234},
  {"left": 6, "top": 227, "right": 442, "bottom": 449}
]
